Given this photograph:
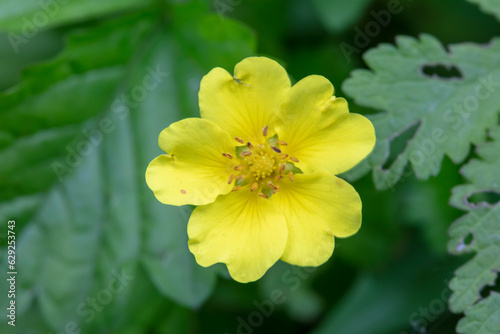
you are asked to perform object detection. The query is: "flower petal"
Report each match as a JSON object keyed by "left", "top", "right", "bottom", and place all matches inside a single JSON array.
[
  {"left": 146, "top": 118, "right": 238, "bottom": 206},
  {"left": 273, "top": 75, "right": 375, "bottom": 175},
  {"left": 199, "top": 57, "right": 291, "bottom": 144},
  {"left": 188, "top": 190, "right": 288, "bottom": 283},
  {"left": 270, "top": 173, "right": 362, "bottom": 267}
]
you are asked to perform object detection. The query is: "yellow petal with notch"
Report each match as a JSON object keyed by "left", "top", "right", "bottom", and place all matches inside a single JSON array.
[
  {"left": 199, "top": 57, "right": 291, "bottom": 144},
  {"left": 274, "top": 75, "right": 375, "bottom": 175},
  {"left": 270, "top": 173, "right": 362, "bottom": 266},
  {"left": 146, "top": 118, "right": 238, "bottom": 206}
]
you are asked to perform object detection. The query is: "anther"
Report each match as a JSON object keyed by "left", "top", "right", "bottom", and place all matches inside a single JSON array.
[
  {"left": 279, "top": 164, "right": 285, "bottom": 174},
  {"left": 277, "top": 140, "right": 288, "bottom": 146},
  {"left": 288, "top": 172, "right": 294, "bottom": 182},
  {"left": 274, "top": 175, "right": 283, "bottom": 180},
  {"left": 232, "top": 186, "right": 242, "bottom": 192},
  {"left": 228, "top": 175, "right": 235, "bottom": 184},
  {"left": 247, "top": 142, "right": 254, "bottom": 150},
  {"left": 222, "top": 153, "right": 233, "bottom": 159},
  {"left": 235, "top": 175, "right": 245, "bottom": 180},
  {"left": 235, "top": 137, "right": 245, "bottom": 144},
  {"left": 268, "top": 182, "right": 278, "bottom": 190},
  {"left": 271, "top": 146, "right": 281, "bottom": 153},
  {"left": 290, "top": 156, "right": 299, "bottom": 163},
  {"left": 262, "top": 125, "right": 268, "bottom": 137},
  {"left": 240, "top": 151, "right": 252, "bottom": 157},
  {"left": 273, "top": 186, "right": 280, "bottom": 194},
  {"left": 250, "top": 182, "right": 258, "bottom": 192},
  {"left": 258, "top": 192, "right": 268, "bottom": 199},
  {"left": 234, "top": 165, "right": 245, "bottom": 171},
  {"left": 278, "top": 153, "right": 288, "bottom": 159}
]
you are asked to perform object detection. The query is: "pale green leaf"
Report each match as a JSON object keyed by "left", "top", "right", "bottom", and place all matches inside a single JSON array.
[
  {"left": 343, "top": 34, "right": 500, "bottom": 190},
  {"left": 466, "top": 0, "right": 500, "bottom": 21},
  {"left": 448, "top": 126, "right": 500, "bottom": 332},
  {"left": 456, "top": 293, "right": 500, "bottom": 334}
]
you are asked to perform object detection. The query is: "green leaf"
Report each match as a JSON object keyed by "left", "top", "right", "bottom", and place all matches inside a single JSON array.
[
  {"left": 342, "top": 34, "right": 500, "bottom": 190},
  {"left": 0, "top": 12, "right": 155, "bottom": 204},
  {"left": 311, "top": 0, "right": 375, "bottom": 33},
  {"left": 0, "top": 0, "right": 154, "bottom": 32},
  {"left": 456, "top": 293, "right": 500, "bottom": 334},
  {"left": 447, "top": 126, "right": 500, "bottom": 332},
  {"left": 312, "top": 249, "right": 461, "bottom": 334},
  {"left": 0, "top": 2, "right": 256, "bottom": 331},
  {"left": 466, "top": 0, "right": 500, "bottom": 21}
]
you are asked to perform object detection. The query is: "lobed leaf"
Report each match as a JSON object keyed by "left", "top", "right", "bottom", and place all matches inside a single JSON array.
[
  {"left": 466, "top": 0, "right": 500, "bottom": 21},
  {"left": 343, "top": 34, "right": 500, "bottom": 190},
  {"left": 448, "top": 126, "right": 500, "bottom": 333},
  {"left": 456, "top": 293, "right": 500, "bottom": 334}
]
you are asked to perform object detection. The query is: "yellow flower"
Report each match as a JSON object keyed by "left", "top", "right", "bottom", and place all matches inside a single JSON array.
[{"left": 146, "top": 57, "right": 375, "bottom": 283}]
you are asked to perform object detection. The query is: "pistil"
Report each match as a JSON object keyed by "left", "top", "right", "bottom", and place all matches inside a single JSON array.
[{"left": 227, "top": 125, "right": 299, "bottom": 198}]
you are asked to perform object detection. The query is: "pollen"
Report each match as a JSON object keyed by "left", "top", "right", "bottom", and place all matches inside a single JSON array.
[{"left": 226, "top": 126, "right": 299, "bottom": 199}]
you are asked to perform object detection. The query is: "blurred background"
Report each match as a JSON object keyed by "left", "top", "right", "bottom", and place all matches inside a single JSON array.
[{"left": 0, "top": 0, "right": 499, "bottom": 333}]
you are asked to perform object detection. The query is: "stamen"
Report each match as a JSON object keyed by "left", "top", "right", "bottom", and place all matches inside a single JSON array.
[
  {"left": 273, "top": 186, "right": 280, "bottom": 194},
  {"left": 268, "top": 182, "right": 278, "bottom": 190},
  {"left": 258, "top": 192, "right": 268, "bottom": 199},
  {"left": 235, "top": 175, "right": 245, "bottom": 180},
  {"left": 288, "top": 172, "right": 294, "bottom": 182},
  {"left": 271, "top": 146, "right": 281, "bottom": 153},
  {"left": 262, "top": 125, "right": 268, "bottom": 137},
  {"left": 180, "top": 189, "right": 187, "bottom": 194},
  {"left": 222, "top": 153, "right": 233, "bottom": 159},
  {"left": 250, "top": 182, "right": 258, "bottom": 192},
  {"left": 247, "top": 142, "right": 254, "bottom": 150},
  {"left": 277, "top": 140, "right": 288, "bottom": 146},
  {"left": 240, "top": 151, "right": 252, "bottom": 157},
  {"left": 278, "top": 153, "right": 288, "bottom": 159},
  {"left": 234, "top": 165, "right": 246, "bottom": 171},
  {"left": 274, "top": 175, "right": 283, "bottom": 180},
  {"left": 227, "top": 175, "right": 235, "bottom": 184},
  {"left": 232, "top": 186, "right": 242, "bottom": 192},
  {"left": 235, "top": 137, "right": 245, "bottom": 144},
  {"left": 290, "top": 156, "right": 299, "bottom": 163},
  {"left": 279, "top": 164, "right": 285, "bottom": 174}
]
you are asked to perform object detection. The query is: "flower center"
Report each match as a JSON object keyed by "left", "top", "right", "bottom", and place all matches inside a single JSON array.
[
  {"left": 222, "top": 125, "right": 300, "bottom": 199},
  {"left": 248, "top": 150, "right": 276, "bottom": 180}
]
